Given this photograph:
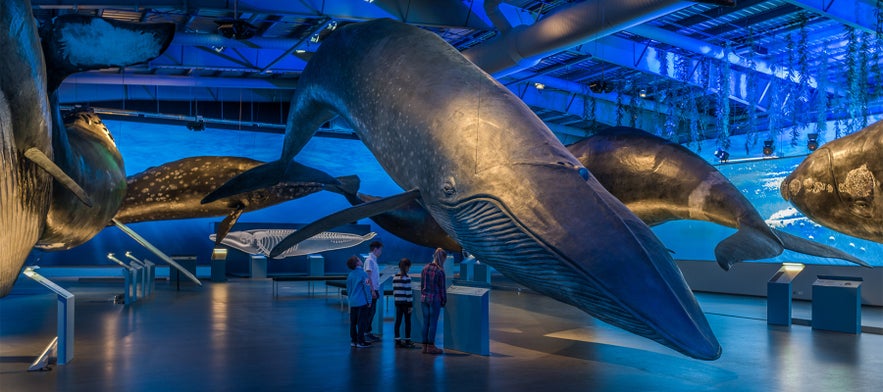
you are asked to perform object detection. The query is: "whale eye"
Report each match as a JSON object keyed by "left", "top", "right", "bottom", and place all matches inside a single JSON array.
[
  {"left": 849, "top": 199, "right": 874, "bottom": 219},
  {"left": 442, "top": 178, "right": 456, "bottom": 196}
]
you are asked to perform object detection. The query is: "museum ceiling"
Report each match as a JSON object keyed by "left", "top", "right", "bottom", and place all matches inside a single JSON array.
[{"left": 31, "top": 0, "right": 883, "bottom": 148}]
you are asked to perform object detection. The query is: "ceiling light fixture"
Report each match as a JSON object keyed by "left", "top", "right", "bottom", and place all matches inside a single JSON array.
[
  {"left": 807, "top": 133, "right": 819, "bottom": 151},
  {"left": 534, "top": 82, "right": 545, "bottom": 90},
  {"left": 762, "top": 139, "right": 775, "bottom": 157}
]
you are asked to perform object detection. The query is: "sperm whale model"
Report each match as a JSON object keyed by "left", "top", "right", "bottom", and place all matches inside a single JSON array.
[
  {"left": 203, "top": 19, "right": 721, "bottom": 360},
  {"left": 115, "top": 156, "right": 354, "bottom": 244},
  {"left": 210, "top": 229, "right": 376, "bottom": 259},
  {"left": 568, "top": 127, "right": 870, "bottom": 269},
  {"left": 782, "top": 120, "right": 883, "bottom": 243}
]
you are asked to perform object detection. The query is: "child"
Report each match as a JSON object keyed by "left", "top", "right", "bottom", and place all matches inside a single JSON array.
[
  {"left": 346, "top": 255, "right": 372, "bottom": 348},
  {"left": 393, "top": 258, "right": 415, "bottom": 348}
]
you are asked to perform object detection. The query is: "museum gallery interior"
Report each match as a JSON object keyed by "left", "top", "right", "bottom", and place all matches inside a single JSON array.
[{"left": 1, "top": 0, "right": 882, "bottom": 391}]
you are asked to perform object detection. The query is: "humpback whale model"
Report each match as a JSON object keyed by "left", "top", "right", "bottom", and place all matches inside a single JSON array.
[
  {"left": 115, "top": 156, "right": 352, "bottom": 244},
  {"left": 203, "top": 19, "right": 721, "bottom": 360},
  {"left": 782, "top": 120, "right": 883, "bottom": 243},
  {"left": 567, "top": 127, "right": 870, "bottom": 269},
  {"left": 210, "top": 229, "right": 376, "bottom": 259}
]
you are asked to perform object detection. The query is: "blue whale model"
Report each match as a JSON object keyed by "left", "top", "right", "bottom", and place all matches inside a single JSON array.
[{"left": 203, "top": 19, "right": 721, "bottom": 360}]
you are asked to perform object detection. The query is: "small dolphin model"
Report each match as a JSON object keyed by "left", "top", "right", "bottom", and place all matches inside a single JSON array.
[
  {"left": 782, "top": 120, "right": 883, "bottom": 243},
  {"left": 567, "top": 127, "right": 870, "bottom": 269},
  {"left": 210, "top": 229, "right": 377, "bottom": 259},
  {"left": 203, "top": 19, "right": 721, "bottom": 360},
  {"left": 115, "top": 156, "right": 354, "bottom": 243}
]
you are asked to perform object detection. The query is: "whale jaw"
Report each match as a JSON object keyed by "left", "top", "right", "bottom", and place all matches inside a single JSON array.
[{"left": 435, "top": 195, "right": 721, "bottom": 361}]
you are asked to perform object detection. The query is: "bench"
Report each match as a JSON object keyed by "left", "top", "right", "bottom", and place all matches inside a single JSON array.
[{"left": 271, "top": 275, "right": 347, "bottom": 297}]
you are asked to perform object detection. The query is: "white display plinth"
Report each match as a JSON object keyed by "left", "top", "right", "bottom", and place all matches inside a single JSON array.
[{"left": 250, "top": 255, "right": 267, "bottom": 279}]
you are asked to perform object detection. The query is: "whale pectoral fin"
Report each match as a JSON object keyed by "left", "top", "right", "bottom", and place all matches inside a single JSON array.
[
  {"left": 775, "top": 229, "right": 872, "bottom": 268},
  {"left": 202, "top": 160, "right": 340, "bottom": 204},
  {"left": 24, "top": 148, "right": 93, "bottom": 207},
  {"left": 215, "top": 206, "right": 245, "bottom": 245},
  {"left": 111, "top": 218, "right": 202, "bottom": 286},
  {"left": 269, "top": 189, "right": 422, "bottom": 258},
  {"left": 714, "top": 228, "right": 785, "bottom": 271}
]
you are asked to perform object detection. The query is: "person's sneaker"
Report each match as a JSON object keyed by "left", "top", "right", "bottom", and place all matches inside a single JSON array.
[
  {"left": 351, "top": 342, "right": 357, "bottom": 347},
  {"left": 355, "top": 342, "right": 371, "bottom": 348},
  {"left": 403, "top": 340, "right": 416, "bottom": 348},
  {"left": 394, "top": 339, "right": 404, "bottom": 348},
  {"left": 366, "top": 334, "right": 380, "bottom": 341}
]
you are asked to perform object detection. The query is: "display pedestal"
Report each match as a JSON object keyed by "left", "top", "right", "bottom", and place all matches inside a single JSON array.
[
  {"left": 308, "top": 254, "right": 324, "bottom": 294},
  {"left": 249, "top": 255, "right": 267, "bottom": 279},
  {"left": 23, "top": 267, "right": 75, "bottom": 367},
  {"left": 812, "top": 275, "right": 863, "bottom": 334},
  {"left": 371, "top": 269, "right": 393, "bottom": 335},
  {"left": 459, "top": 257, "right": 491, "bottom": 285},
  {"left": 444, "top": 255, "right": 455, "bottom": 286},
  {"left": 171, "top": 255, "right": 198, "bottom": 290},
  {"left": 211, "top": 248, "right": 227, "bottom": 283},
  {"left": 410, "top": 285, "right": 428, "bottom": 344},
  {"left": 767, "top": 263, "right": 804, "bottom": 326},
  {"left": 443, "top": 285, "right": 490, "bottom": 355}
]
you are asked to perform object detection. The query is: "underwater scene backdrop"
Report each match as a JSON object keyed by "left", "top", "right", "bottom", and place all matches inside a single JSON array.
[{"left": 27, "top": 119, "right": 883, "bottom": 269}]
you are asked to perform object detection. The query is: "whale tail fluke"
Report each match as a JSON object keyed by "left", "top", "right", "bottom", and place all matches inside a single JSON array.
[
  {"left": 714, "top": 225, "right": 784, "bottom": 271},
  {"left": 202, "top": 160, "right": 339, "bottom": 204},
  {"left": 327, "top": 175, "right": 361, "bottom": 198},
  {"left": 774, "top": 229, "right": 872, "bottom": 267},
  {"left": 214, "top": 206, "right": 245, "bottom": 246}
]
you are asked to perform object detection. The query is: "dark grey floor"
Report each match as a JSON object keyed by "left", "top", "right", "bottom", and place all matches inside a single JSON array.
[{"left": 1, "top": 276, "right": 881, "bottom": 392}]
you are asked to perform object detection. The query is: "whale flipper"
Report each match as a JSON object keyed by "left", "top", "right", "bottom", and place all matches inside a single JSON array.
[
  {"left": 215, "top": 206, "right": 245, "bottom": 245},
  {"left": 775, "top": 230, "right": 872, "bottom": 267},
  {"left": 269, "top": 189, "right": 421, "bottom": 258},
  {"left": 24, "top": 148, "right": 93, "bottom": 207},
  {"left": 326, "top": 175, "right": 361, "bottom": 197},
  {"left": 202, "top": 160, "right": 339, "bottom": 204},
  {"left": 714, "top": 224, "right": 784, "bottom": 270}
]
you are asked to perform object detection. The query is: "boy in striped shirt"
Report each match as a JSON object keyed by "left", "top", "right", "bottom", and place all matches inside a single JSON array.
[{"left": 393, "top": 258, "right": 415, "bottom": 348}]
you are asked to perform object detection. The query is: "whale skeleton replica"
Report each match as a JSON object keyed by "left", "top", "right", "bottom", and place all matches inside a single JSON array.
[
  {"left": 202, "top": 19, "right": 722, "bottom": 360},
  {"left": 210, "top": 229, "right": 377, "bottom": 259}
]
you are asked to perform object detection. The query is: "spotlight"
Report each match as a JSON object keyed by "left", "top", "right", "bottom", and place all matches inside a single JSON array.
[
  {"left": 639, "top": 88, "right": 647, "bottom": 98},
  {"left": 762, "top": 139, "right": 775, "bottom": 156},
  {"left": 216, "top": 19, "right": 257, "bottom": 40},
  {"left": 186, "top": 115, "right": 206, "bottom": 131},
  {"left": 714, "top": 149, "right": 729, "bottom": 163},
  {"left": 534, "top": 82, "right": 545, "bottom": 90},
  {"left": 211, "top": 45, "right": 225, "bottom": 53},
  {"left": 807, "top": 133, "right": 819, "bottom": 151}
]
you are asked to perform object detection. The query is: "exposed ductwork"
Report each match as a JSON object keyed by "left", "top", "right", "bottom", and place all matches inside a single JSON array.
[{"left": 462, "top": 0, "right": 693, "bottom": 77}]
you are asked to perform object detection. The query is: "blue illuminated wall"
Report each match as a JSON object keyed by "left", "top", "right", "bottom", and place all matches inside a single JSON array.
[
  {"left": 27, "top": 119, "right": 882, "bottom": 270},
  {"left": 26, "top": 119, "right": 436, "bottom": 271}
]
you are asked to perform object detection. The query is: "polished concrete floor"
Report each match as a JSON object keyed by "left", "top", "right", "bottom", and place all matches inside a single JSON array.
[{"left": 1, "top": 276, "right": 881, "bottom": 392}]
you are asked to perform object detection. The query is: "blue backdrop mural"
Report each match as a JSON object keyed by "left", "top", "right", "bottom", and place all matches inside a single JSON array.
[{"left": 27, "top": 119, "right": 882, "bottom": 270}]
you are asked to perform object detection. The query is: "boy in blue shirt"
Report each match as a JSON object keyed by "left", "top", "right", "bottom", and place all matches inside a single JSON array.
[{"left": 346, "top": 256, "right": 373, "bottom": 348}]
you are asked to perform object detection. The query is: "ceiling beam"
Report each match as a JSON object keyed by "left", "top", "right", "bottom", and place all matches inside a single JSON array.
[{"left": 783, "top": 0, "right": 880, "bottom": 35}]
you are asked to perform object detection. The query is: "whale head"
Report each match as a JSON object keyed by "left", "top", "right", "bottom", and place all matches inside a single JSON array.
[{"left": 782, "top": 128, "right": 883, "bottom": 242}]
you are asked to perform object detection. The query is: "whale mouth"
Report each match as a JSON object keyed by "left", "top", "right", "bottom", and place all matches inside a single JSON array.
[{"left": 433, "top": 195, "right": 721, "bottom": 360}]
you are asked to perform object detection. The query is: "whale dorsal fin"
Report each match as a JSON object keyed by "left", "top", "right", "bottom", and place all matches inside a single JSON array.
[
  {"left": 24, "top": 147, "right": 93, "bottom": 207},
  {"left": 268, "top": 189, "right": 421, "bottom": 258},
  {"left": 215, "top": 206, "right": 245, "bottom": 245}
]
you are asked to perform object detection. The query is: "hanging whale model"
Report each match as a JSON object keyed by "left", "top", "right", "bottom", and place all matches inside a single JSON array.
[
  {"left": 1, "top": 2, "right": 202, "bottom": 297},
  {"left": 115, "top": 156, "right": 353, "bottom": 244},
  {"left": 782, "top": 120, "right": 883, "bottom": 243},
  {"left": 202, "top": 19, "right": 721, "bottom": 360},
  {"left": 567, "top": 127, "right": 870, "bottom": 269},
  {"left": 210, "top": 229, "right": 377, "bottom": 259}
]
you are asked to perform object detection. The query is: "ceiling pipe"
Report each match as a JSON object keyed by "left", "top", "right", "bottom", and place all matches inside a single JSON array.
[
  {"left": 63, "top": 73, "right": 297, "bottom": 89},
  {"left": 626, "top": 24, "right": 821, "bottom": 90},
  {"left": 462, "top": 0, "right": 694, "bottom": 78},
  {"left": 484, "top": 0, "right": 512, "bottom": 33}
]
